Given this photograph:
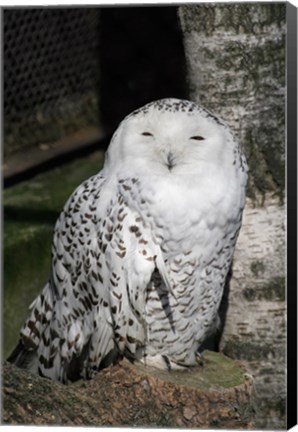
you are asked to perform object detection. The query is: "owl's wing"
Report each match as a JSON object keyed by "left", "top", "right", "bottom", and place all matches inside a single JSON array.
[{"left": 13, "top": 173, "right": 166, "bottom": 382}]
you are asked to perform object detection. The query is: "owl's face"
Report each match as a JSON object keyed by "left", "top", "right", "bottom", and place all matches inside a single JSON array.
[{"left": 105, "top": 99, "right": 236, "bottom": 178}]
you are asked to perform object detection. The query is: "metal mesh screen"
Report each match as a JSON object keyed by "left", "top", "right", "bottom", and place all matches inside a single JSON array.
[{"left": 3, "top": 8, "right": 101, "bottom": 157}]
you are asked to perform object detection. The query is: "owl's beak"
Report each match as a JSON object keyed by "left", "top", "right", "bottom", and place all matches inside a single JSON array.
[{"left": 166, "top": 152, "right": 176, "bottom": 171}]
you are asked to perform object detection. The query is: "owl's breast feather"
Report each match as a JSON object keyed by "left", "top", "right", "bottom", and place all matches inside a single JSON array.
[{"left": 136, "top": 170, "right": 238, "bottom": 230}]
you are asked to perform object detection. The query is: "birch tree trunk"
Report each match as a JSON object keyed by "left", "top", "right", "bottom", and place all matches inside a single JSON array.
[{"left": 178, "top": 4, "right": 286, "bottom": 429}]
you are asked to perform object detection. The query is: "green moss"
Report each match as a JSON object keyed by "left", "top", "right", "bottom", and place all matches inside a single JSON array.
[
  {"left": 242, "top": 287, "right": 257, "bottom": 302},
  {"left": 224, "top": 337, "right": 274, "bottom": 361},
  {"left": 261, "top": 276, "right": 285, "bottom": 301},
  {"left": 135, "top": 350, "right": 246, "bottom": 390},
  {"left": 243, "top": 276, "right": 285, "bottom": 302},
  {"left": 3, "top": 151, "right": 105, "bottom": 357},
  {"left": 250, "top": 260, "right": 266, "bottom": 277}
]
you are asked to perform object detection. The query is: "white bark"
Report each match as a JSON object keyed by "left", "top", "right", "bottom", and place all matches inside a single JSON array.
[
  {"left": 178, "top": 4, "right": 286, "bottom": 428},
  {"left": 221, "top": 195, "right": 285, "bottom": 428}
]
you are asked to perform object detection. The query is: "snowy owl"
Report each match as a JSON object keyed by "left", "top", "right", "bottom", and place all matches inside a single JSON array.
[{"left": 8, "top": 98, "right": 248, "bottom": 383}]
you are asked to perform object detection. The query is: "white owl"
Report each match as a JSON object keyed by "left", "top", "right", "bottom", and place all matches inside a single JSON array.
[{"left": 8, "top": 98, "right": 248, "bottom": 383}]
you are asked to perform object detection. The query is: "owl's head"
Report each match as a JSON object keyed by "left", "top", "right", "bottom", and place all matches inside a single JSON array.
[{"left": 104, "top": 98, "right": 240, "bottom": 178}]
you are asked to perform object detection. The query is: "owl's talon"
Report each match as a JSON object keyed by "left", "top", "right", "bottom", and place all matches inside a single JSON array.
[
  {"left": 140, "top": 354, "right": 188, "bottom": 371},
  {"left": 196, "top": 351, "right": 205, "bottom": 366}
]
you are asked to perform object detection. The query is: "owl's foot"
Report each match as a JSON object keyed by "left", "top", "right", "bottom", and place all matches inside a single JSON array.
[
  {"left": 195, "top": 351, "right": 205, "bottom": 366},
  {"left": 140, "top": 354, "right": 189, "bottom": 371}
]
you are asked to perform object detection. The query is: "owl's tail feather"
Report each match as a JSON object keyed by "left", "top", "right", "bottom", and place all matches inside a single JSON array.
[
  {"left": 7, "top": 281, "right": 53, "bottom": 375},
  {"left": 7, "top": 340, "right": 38, "bottom": 373}
]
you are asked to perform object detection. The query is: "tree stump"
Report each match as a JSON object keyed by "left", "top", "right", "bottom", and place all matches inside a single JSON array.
[{"left": 2, "top": 350, "right": 255, "bottom": 428}]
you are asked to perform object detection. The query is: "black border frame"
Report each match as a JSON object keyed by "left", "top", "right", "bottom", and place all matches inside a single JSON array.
[{"left": 286, "top": 2, "right": 297, "bottom": 429}]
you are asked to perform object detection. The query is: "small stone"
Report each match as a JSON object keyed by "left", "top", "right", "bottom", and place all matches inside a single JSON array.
[
  {"left": 39, "top": 143, "right": 50, "bottom": 151},
  {"left": 183, "top": 406, "right": 196, "bottom": 420},
  {"left": 140, "top": 379, "right": 150, "bottom": 391}
]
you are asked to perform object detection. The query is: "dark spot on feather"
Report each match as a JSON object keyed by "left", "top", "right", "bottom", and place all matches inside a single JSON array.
[
  {"left": 44, "top": 301, "right": 52, "bottom": 313},
  {"left": 55, "top": 272, "right": 64, "bottom": 282},
  {"left": 117, "top": 212, "right": 127, "bottom": 222},
  {"left": 50, "top": 328, "right": 60, "bottom": 340},
  {"left": 42, "top": 333, "right": 50, "bottom": 347},
  {"left": 34, "top": 308, "right": 42, "bottom": 322},
  {"left": 127, "top": 335, "right": 136, "bottom": 344},
  {"left": 105, "top": 233, "right": 113, "bottom": 242},
  {"left": 112, "top": 290, "right": 122, "bottom": 300},
  {"left": 68, "top": 340, "right": 74, "bottom": 350},
  {"left": 110, "top": 279, "right": 117, "bottom": 287},
  {"left": 59, "top": 338, "right": 66, "bottom": 348},
  {"left": 122, "top": 184, "right": 131, "bottom": 191},
  {"left": 73, "top": 308, "right": 80, "bottom": 318},
  {"left": 39, "top": 354, "right": 54, "bottom": 369},
  {"left": 118, "top": 243, "right": 126, "bottom": 251},
  {"left": 92, "top": 270, "right": 98, "bottom": 281}
]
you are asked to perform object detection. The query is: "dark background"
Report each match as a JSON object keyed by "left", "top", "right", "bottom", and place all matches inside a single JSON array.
[
  {"left": 4, "top": 6, "right": 188, "bottom": 161},
  {"left": 99, "top": 6, "right": 188, "bottom": 131}
]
